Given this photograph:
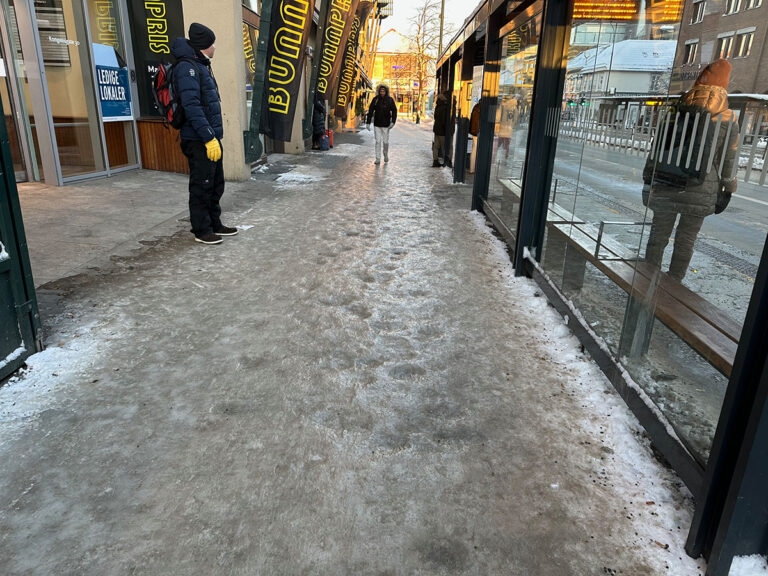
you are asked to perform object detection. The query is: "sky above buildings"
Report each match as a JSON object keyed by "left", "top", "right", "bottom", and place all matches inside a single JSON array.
[{"left": 377, "top": 0, "right": 476, "bottom": 52}]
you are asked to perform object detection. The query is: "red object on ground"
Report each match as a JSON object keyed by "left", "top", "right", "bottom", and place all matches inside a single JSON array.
[{"left": 326, "top": 129, "right": 334, "bottom": 148}]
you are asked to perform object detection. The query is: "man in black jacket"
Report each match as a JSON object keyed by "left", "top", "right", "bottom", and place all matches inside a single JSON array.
[
  {"left": 172, "top": 23, "right": 236, "bottom": 245},
  {"left": 366, "top": 84, "right": 397, "bottom": 165}
]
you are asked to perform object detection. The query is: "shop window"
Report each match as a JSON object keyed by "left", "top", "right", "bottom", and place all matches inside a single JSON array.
[
  {"left": 684, "top": 40, "right": 699, "bottom": 64},
  {"left": 716, "top": 34, "right": 734, "bottom": 58},
  {"left": 734, "top": 31, "right": 754, "bottom": 57},
  {"left": 691, "top": 0, "right": 705, "bottom": 23},
  {"left": 724, "top": 0, "right": 741, "bottom": 14}
]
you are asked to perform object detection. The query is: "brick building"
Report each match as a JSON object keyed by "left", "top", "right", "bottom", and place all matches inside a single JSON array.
[{"left": 672, "top": 0, "right": 768, "bottom": 94}]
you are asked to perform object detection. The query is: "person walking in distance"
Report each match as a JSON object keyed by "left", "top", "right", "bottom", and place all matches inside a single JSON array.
[
  {"left": 366, "top": 84, "right": 397, "bottom": 165},
  {"left": 172, "top": 23, "right": 237, "bottom": 245},
  {"left": 432, "top": 91, "right": 452, "bottom": 168},
  {"left": 642, "top": 59, "right": 739, "bottom": 281}
]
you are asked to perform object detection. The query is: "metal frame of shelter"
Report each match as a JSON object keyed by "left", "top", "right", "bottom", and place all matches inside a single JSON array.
[
  {"left": 0, "top": 96, "right": 42, "bottom": 383},
  {"left": 436, "top": 0, "right": 768, "bottom": 573}
]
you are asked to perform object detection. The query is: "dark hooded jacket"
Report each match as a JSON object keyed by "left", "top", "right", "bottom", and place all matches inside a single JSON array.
[
  {"left": 433, "top": 93, "right": 449, "bottom": 136},
  {"left": 366, "top": 85, "right": 398, "bottom": 128},
  {"left": 312, "top": 98, "right": 326, "bottom": 137},
  {"left": 643, "top": 85, "right": 739, "bottom": 217},
  {"left": 171, "top": 38, "right": 223, "bottom": 142}
]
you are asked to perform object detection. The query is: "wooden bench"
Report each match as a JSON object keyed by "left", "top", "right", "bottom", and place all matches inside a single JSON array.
[{"left": 544, "top": 202, "right": 740, "bottom": 377}]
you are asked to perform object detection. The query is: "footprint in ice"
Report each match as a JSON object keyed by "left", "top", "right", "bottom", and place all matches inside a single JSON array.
[{"left": 389, "top": 364, "right": 427, "bottom": 380}]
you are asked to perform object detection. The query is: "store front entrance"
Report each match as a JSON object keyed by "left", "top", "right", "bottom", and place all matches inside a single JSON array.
[{"left": 0, "top": 0, "right": 140, "bottom": 186}]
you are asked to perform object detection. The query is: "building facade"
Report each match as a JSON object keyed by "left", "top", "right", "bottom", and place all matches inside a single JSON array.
[
  {"left": 673, "top": 0, "right": 768, "bottom": 93},
  {"left": 0, "top": 0, "right": 387, "bottom": 187}
]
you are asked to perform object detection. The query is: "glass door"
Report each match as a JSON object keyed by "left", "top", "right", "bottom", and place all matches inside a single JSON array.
[
  {"left": 35, "top": 0, "right": 106, "bottom": 179},
  {"left": 0, "top": 38, "right": 26, "bottom": 180},
  {"left": 0, "top": 0, "right": 41, "bottom": 182}
]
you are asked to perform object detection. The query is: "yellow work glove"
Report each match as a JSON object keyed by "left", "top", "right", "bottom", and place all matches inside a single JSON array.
[{"left": 204, "top": 138, "right": 222, "bottom": 162}]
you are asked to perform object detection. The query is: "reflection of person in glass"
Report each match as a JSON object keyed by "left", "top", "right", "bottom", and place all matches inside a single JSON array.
[
  {"left": 642, "top": 60, "right": 739, "bottom": 281},
  {"left": 432, "top": 91, "right": 451, "bottom": 167},
  {"left": 496, "top": 93, "right": 517, "bottom": 160}
]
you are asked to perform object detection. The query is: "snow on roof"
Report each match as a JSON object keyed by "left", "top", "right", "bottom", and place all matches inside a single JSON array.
[{"left": 568, "top": 40, "right": 677, "bottom": 74}]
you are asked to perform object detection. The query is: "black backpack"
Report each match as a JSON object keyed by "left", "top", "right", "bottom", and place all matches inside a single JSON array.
[{"left": 652, "top": 106, "right": 714, "bottom": 187}]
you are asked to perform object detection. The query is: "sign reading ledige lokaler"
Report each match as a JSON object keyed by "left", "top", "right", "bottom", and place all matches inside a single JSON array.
[{"left": 97, "top": 65, "right": 133, "bottom": 121}]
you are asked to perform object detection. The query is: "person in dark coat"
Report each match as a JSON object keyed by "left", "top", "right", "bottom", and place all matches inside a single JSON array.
[
  {"left": 312, "top": 96, "right": 326, "bottom": 150},
  {"left": 365, "top": 84, "right": 397, "bottom": 165},
  {"left": 643, "top": 59, "right": 739, "bottom": 281},
  {"left": 172, "top": 23, "right": 235, "bottom": 245},
  {"left": 432, "top": 91, "right": 452, "bottom": 167}
]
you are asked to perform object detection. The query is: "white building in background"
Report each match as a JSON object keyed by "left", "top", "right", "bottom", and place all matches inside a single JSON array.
[{"left": 565, "top": 40, "right": 677, "bottom": 99}]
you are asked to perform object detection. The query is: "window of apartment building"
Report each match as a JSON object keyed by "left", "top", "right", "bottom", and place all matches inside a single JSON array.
[
  {"left": 735, "top": 29, "right": 755, "bottom": 57},
  {"left": 745, "top": 0, "right": 762, "bottom": 8},
  {"left": 684, "top": 40, "right": 699, "bottom": 64},
  {"left": 691, "top": 0, "right": 706, "bottom": 23},
  {"left": 725, "top": 0, "right": 741, "bottom": 14},
  {"left": 717, "top": 33, "right": 735, "bottom": 57}
]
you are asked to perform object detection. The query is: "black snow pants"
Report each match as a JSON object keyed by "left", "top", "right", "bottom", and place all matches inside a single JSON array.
[{"left": 181, "top": 139, "right": 225, "bottom": 237}]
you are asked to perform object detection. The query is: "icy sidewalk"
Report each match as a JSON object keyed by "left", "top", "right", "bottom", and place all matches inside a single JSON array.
[{"left": 0, "top": 125, "right": 705, "bottom": 575}]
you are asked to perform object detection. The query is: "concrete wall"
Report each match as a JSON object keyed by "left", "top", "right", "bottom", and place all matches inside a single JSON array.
[{"left": 182, "top": 0, "right": 251, "bottom": 180}]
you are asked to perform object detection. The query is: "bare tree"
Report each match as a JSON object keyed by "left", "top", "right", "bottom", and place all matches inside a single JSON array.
[{"left": 408, "top": 0, "right": 452, "bottom": 119}]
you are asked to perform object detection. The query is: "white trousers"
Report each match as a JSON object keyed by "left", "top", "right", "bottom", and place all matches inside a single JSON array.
[{"left": 374, "top": 126, "right": 391, "bottom": 161}]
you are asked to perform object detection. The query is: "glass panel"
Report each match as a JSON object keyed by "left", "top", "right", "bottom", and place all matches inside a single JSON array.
[
  {"left": 2, "top": 0, "right": 42, "bottom": 180},
  {"left": 542, "top": 0, "right": 768, "bottom": 464},
  {"left": 87, "top": 0, "right": 137, "bottom": 169},
  {"left": 485, "top": 11, "right": 541, "bottom": 244},
  {"left": 0, "top": 34, "right": 26, "bottom": 178},
  {"left": 38, "top": 0, "right": 105, "bottom": 177}
]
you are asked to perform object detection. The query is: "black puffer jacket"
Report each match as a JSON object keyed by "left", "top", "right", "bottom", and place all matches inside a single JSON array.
[
  {"left": 366, "top": 85, "right": 398, "bottom": 128},
  {"left": 643, "top": 85, "right": 739, "bottom": 217},
  {"left": 171, "top": 38, "right": 223, "bottom": 142}
]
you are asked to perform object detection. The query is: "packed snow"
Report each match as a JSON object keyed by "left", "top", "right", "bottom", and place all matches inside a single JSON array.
[
  {"left": 730, "top": 555, "right": 768, "bottom": 576},
  {"left": 0, "top": 346, "right": 25, "bottom": 372},
  {"left": 470, "top": 210, "right": 706, "bottom": 575}
]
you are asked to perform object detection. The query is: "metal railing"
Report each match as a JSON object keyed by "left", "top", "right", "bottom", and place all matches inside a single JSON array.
[{"left": 558, "top": 107, "right": 768, "bottom": 187}]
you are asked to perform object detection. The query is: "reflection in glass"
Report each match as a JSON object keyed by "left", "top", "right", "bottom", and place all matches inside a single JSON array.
[
  {"left": 485, "top": 12, "right": 541, "bottom": 245},
  {"left": 539, "top": 0, "right": 768, "bottom": 463}
]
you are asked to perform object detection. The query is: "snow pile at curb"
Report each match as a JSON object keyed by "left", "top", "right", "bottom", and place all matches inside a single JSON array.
[
  {"left": 468, "top": 209, "right": 706, "bottom": 575},
  {"left": 0, "top": 321, "right": 105, "bottom": 444},
  {"left": 730, "top": 555, "right": 768, "bottom": 576},
  {"left": 275, "top": 165, "right": 329, "bottom": 187}
]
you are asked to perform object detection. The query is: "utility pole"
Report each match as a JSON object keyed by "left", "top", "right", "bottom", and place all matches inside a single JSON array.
[{"left": 438, "top": 0, "right": 445, "bottom": 56}]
